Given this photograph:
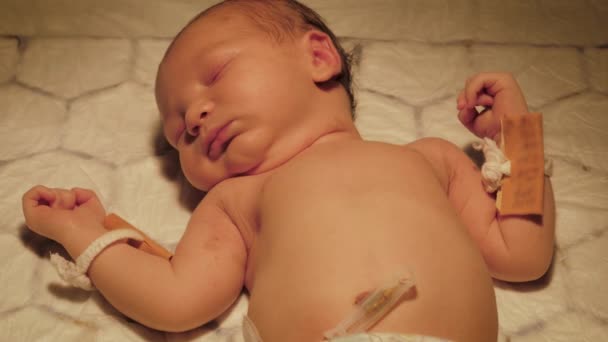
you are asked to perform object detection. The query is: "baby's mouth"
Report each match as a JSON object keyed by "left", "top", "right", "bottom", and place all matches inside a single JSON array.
[{"left": 207, "top": 123, "right": 232, "bottom": 160}]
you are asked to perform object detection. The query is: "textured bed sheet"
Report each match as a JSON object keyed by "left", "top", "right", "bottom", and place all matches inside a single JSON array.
[{"left": 1, "top": 0, "right": 607, "bottom": 341}]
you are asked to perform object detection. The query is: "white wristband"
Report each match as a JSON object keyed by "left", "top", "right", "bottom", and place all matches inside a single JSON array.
[
  {"left": 473, "top": 138, "right": 510, "bottom": 193},
  {"left": 50, "top": 228, "right": 144, "bottom": 291}
]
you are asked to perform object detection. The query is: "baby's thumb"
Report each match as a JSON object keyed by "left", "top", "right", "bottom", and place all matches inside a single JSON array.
[
  {"left": 458, "top": 107, "right": 478, "bottom": 131},
  {"left": 472, "top": 109, "right": 501, "bottom": 139}
]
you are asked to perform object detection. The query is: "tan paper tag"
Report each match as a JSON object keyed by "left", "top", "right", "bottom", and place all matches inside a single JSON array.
[
  {"left": 497, "top": 113, "right": 545, "bottom": 215},
  {"left": 104, "top": 213, "right": 173, "bottom": 260}
]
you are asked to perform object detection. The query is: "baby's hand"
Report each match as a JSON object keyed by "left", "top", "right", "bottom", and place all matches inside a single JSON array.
[
  {"left": 22, "top": 186, "right": 106, "bottom": 243},
  {"left": 457, "top": 72, "right": 529, "bottom": 141}
]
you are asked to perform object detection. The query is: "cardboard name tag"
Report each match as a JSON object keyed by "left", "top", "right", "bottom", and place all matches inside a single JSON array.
[
  {"left": 103, "top": 213, "right": 173, "bottom": 260},
  {"left": 497, "top": 113, "right": 545, "bottom": 215}
]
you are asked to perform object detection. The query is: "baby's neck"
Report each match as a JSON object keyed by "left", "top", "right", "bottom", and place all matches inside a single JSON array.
[{"left": 309, "top": 128, "right": 361, "bottom": 147}]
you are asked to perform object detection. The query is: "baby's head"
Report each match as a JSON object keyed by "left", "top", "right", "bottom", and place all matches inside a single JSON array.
[
  {"left": 156, "top": 0, "right": 356, "bottom": 191},
  {"left": 186, "top": 0, "right": 355, "bottom": 111}
]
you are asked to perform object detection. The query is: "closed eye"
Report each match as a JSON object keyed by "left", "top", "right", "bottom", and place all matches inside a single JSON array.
[
  {"left": 207, "top": 64, "right": 224, "bottom": 85},
  {"left": 207, "top": 56, "right": 234, "bottom": 85}
]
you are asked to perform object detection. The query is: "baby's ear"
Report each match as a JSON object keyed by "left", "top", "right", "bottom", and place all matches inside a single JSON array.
[{"left": 303, "top": 30, "right": 342, "bottom": 83}]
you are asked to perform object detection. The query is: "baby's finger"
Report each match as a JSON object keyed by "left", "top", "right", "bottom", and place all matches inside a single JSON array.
[
  {"left": 476, "top": 93, "right": 495, "bottom": 108},
  {"left": 72, "top": 188, "right": 105, "bottom": 217},
  {"left": 72, "top": 187, "right": 97, "bottom": 206},
  {"left": 471, "top": 109, "right": 501, "bottom": 140},
  {"left": 457, "top": 90, "right": 466, "bottom": 110},
  {"left": 22, "top": 186, "right": 55, "bottom": 229},
  {"left": 22, "top": 185, "right": 55, "bottom": 208},
  {"left": 466, "top": 94, "right": 496, "bottom": 109},
  {"left": 458, "top": 88, "right": 495, "bottom": 110},
  {"left": 458, "top": 107, "right": 478, "bottom": 129},
  {"left": 51, "top": 188, "right": 76, "bottom": 209},
  {"left": 464, "top": 73, "right": 502, "bottom": 108}
]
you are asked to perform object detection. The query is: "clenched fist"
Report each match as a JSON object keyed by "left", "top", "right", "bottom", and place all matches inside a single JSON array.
[
  {"left": 457, "top": 72, "right": 529, "bottom": 142},
  {"left": 22, "top": 186, "right": 106, "bottom": 244}
]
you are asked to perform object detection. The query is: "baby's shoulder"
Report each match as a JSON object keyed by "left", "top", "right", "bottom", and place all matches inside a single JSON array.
[
  {"left": 405, "top": 136, "right": 453, "bottom": 154},
  {"left": 405, "top": 137, "right": 464, "bottom": 165},
  {"left": 206, "top": 175, "right": 267, "bottom": 217},
  {"left": 403, "top": 137, "right": 467, "bottom": 188}
]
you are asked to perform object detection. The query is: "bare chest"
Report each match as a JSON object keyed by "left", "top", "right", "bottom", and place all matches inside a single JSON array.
[
  {"left": 220, "top": 142, "right": 457, "bottom": 287},
  {"left": 231, "top": 142, "right": 492, "bottom": 340}
]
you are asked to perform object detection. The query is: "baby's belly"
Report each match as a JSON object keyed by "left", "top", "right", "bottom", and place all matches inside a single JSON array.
[
  {"left": 247, "top": 205, "right": 496, "bottom": 341},
  {"left": 245, "top": 144, "right": 498, "bottom": 341}
]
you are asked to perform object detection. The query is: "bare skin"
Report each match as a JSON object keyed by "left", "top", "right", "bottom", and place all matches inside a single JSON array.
[
  {"left": 22, "top": 3, "right": 555, "bottom": 342},
  {"left": 240, "top": 138, "right": 499, "bottom": 341}
]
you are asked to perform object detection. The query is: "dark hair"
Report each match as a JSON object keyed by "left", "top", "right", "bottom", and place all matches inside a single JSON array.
[
  {"left": 182, "top": 0, "right": 356, "bottom": 116},
  {"left": 284, "top": 0, "right": 355, "bottom": 116}
]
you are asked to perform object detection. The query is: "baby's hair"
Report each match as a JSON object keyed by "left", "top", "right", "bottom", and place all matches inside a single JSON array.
[{"left": 177, "top": 0, "right": 356, "bottom": 117}]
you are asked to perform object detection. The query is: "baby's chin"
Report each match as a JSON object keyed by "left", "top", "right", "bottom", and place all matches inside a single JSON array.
[
  {"left": 224, "top": 146, "right": 266, "bottom": 177},
  {"left": 224, "top": 131, "right": 274, "bottom": 174},
  {"left": 187, "top": 150, "right": 264, "bottom": 192},
  {"left": 181, "top": 158, "right": 230, "bottom": 192},
  {"left": 198, "top": 130, "right": 293, "bottom": 189}
]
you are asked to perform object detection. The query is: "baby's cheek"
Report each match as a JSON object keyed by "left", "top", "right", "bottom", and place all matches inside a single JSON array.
[
  {"left": 225, "top": 129, "right": 272, "bottom": 174},
  {"left": 178, "top": 154, "right": 216, "bottom": 191}
]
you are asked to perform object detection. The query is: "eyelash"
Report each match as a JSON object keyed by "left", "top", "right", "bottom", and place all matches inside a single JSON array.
[
  {"left": 208, "top": 57, "right": 234, "bottom": 85},
  {"left": 209, "top": 68, "right": 222, "bottom": 84}
]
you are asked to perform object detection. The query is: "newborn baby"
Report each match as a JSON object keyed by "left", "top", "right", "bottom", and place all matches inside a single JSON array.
[{"left": 22, "top": 1, "right": 555, "bottom": 341}]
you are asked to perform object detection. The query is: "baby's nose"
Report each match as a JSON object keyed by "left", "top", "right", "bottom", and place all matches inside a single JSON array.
[{"left": 185, "top": 111, "right": 208, "bottom": 136}]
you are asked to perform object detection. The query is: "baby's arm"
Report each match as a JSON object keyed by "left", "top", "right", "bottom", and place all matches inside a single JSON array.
[
  {"left": 23, "top": 186, "right": 246, "bottom": 332},
  {"left": 90, "top": 197, "right": 246, "bottom": 331},
  {"left": 410, "top": 138, "right": 555, "bottom": 282},
  {"left": 410, "top": 72, "right": 555, "bottom": 282}
]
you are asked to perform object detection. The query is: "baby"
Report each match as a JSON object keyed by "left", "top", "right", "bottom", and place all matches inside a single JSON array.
[{"left": 21, "top": 1, "right": 555, "bottom": 341}]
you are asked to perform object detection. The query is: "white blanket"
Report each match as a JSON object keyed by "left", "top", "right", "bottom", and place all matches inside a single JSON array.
[{"left": 1, "top": 0, "right": 607, "bottom": 340}]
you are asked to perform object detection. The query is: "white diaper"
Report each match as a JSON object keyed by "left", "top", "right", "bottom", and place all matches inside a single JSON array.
[
  {"left": 329, "top": 333, "right": 451, "bottom": 342},
  {"left": 243, "top": 316, "right": 450, "bottom": 342},
  {"left": 242, "top": 315, "right": 263, "bottom": 342}
]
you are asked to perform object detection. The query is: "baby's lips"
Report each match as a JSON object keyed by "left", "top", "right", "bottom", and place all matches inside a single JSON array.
[
  {"left": 207, "top": 122, "right": 232, "bottom": 160},
  {"left": 201, "top": 123, "right": 222, "bottom": 157},
  {"left": 208, "top": 139, "right": 222, "bottom": 160}
]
